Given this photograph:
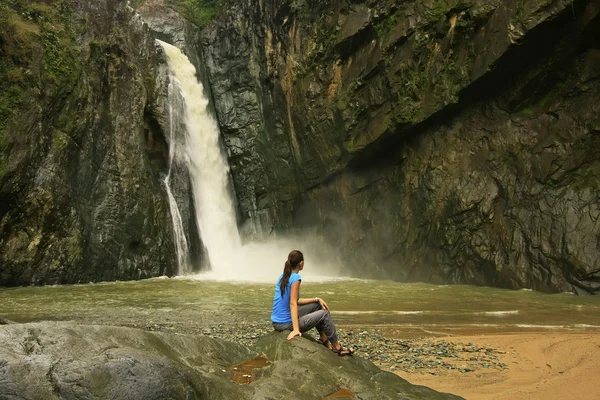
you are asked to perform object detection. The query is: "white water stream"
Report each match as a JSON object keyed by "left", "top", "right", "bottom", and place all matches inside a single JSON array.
[
  {"left": 159, "top": 40, "right": 240, "bottom": 276},
  {"left": 158, "top": 40, "right": 341, "bottom": 282},
  {"left": 162, "top": 81, "right": 189, "bottom": 275}
]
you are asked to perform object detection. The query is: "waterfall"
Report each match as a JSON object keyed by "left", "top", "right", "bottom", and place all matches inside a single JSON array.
[
  {"left": 157, "top": 40, "right": 341, "bottom": 282},
  {"left": 163, "top": 83, "right": 190, "bottom": 275},
  {"left": 158, "top": 40, "right": 241, "bottom": 277}
]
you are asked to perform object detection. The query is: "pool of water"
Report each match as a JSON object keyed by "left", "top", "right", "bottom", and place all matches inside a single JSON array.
[{"left": 1, "top": 277, "right": 599, "bottom": 338}]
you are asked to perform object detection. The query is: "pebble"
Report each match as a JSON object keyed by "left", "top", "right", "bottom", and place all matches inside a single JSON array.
[{"left": 80, "top": 315, "right": 509, "bottom": 377}]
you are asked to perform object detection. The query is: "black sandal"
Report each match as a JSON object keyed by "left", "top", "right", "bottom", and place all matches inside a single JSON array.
[{"left": 332, "top": 346, "right": 355, "bottom": 356}]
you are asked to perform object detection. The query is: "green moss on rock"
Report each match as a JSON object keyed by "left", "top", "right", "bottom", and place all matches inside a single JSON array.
[
  {"left": 165, "top": 0, "right": 227, "bottom": 28},
  {"left": 0, "top": 0, "right": 82, "bottom": 178}
]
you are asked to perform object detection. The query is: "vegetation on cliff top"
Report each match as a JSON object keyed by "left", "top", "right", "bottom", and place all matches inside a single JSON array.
[
  {"left": 131, "top": 0, "right": 230, "bottom": 27},
  {"left": 164, "top": 0, "right": 228, "bottom": 27}
]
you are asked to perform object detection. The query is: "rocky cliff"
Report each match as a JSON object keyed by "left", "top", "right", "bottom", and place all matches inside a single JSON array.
[
  {"left": 1, "top": 0, "right": 599, "bottom": 294},
  {"left": 0, "top": 0, "right": 179, "bottom": 285},
  {"left": 202, "top": 0, "right": 600, "bottom": 293}
]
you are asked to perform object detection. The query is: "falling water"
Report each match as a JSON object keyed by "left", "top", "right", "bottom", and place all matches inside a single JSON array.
[
  {"left": 158, "top": 40, "right": 241, "bottom": 276},
  {"left": 162, "top": 81, "right": 190, "bottom": 275},
  {"left": 157, "top": 40, "right": 341, "bottom": 282}
]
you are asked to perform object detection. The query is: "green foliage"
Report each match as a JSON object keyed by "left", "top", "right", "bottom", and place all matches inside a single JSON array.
[
  {"left": 165, "top": 0, "right": 227, "bottom": 28},
  {"left": 394, "top": 93, "right": 425, "bottom": 125},
  {"left": 129, "top": 0, "right": 145, "bottom": 8},
  {"left": 429, "top": 0, "right": 462, "bottom": 19},
  {"left": 52, "top": 130, "right": 69, "bottom": 151},
  {"left": 0, "top": 0, "right": 33, "bottom": 176},
  {"left": 572, "top": 166, "right": 600, "bottom": 191},
  {"left": 374, "top": 7, "right": 401, "bottom": 39},
  {"left": 502, "top": 153, "right": 515, "bottom": 164},
  {"left": 0, "top": 0, "right": 82, "bottom": 177},
  {"left": 290, "top": 0, "right": 313, "bottom": 22},
  {"left": 515, "top": 0, "right": 528, "bottom": 24},
  {"left": 538, "top": 95, "right": 550, "bottom": 108},
  {"left": 518, "top": 107, "right": 534, "bottom": 117}
]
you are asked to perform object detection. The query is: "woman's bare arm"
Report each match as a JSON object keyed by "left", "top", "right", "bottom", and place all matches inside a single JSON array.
[
  {"left": 298, "top": 296, "right": 330, "bottom": 311},
  {"left": 287, "top": 281, "right": 302, "bottom": 340}
]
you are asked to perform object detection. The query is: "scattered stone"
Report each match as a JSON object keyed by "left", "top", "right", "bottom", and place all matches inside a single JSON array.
[{"left": 59, "top": 310, "right": 509, "bottom": 379}]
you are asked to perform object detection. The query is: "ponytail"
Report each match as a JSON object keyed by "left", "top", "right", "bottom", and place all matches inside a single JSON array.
[
  {"left": 280, "top": 260, "right": 292, "bottom": 296},
  {"left": 280, "top": 250, "right": 303, "bottom": 296}
]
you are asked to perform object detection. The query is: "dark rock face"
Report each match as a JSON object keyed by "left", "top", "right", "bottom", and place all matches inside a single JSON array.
[
  {"left": 0, "top": 322, "right": 462, "bottom": 399},
  {"left": 0, "top": 0, "right": 176, "bottom": 285},
  {"left": 202, "top": 0, "right": 600, "bottom": 293}
]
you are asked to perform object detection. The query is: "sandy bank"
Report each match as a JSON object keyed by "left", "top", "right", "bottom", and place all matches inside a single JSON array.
[{"left": 398, "top": 333, "right": 600, "bottom": 400}]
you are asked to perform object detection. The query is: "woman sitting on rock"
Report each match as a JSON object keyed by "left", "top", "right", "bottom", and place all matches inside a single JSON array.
[{"left": 271, "top": 249, "right": 354, "bottom": 356}]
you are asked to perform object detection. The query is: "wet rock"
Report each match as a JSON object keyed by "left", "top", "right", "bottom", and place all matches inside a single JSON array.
[
  {"left": 203, "top": 0, "right": 600, "bottom": 293},
  {"left": 0, "top": 0, "right": 177, "bottom": 285},
  {"left": 0, "top": 322, "right": 463, "bottom": 400},
  {"left": 0, "top": 322, "right": 253, "bottom": 399},
  {"left": 254, "top": 331, "right": 463, "bottom": 399}
]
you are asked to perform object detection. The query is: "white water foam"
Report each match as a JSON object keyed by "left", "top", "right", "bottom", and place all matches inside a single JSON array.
[
  {"left": 163, "top": 79, "right": 190, "bottom": 275},
  {"left": 572, "top": 324, "right": 600, "bottom": 329},
  {"left": 157, "top": 41, "right": 343, "bottom": 282},
  {"left": 478, "top": 310, "right": 519, "bottom": 316},
  {"left": 515, "top": 324, "right": 577, "bottom": 329},
  {"left": 333, "top": 311, "right": 379, "bottom": 315},
  {"left": 334, "top": 311, "right": 425, "bottom": 315},
  {"left": 393, "top": 311, "right": 425, "bottom": 315}
]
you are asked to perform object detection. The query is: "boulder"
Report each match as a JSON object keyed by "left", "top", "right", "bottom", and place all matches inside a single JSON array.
[
  {"left": 0, "top": 322, "right": 253, "bottom": 399},
  {"left": 253, "top": 331, "right": 463, "bottom": 400},
  {"left": 0, "top": 322, "right": 462, "bottom": 399}
]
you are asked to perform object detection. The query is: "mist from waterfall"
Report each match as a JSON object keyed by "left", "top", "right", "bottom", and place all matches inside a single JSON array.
[{"left": 158, "top": 40, "right": 342, "bottom": 282}]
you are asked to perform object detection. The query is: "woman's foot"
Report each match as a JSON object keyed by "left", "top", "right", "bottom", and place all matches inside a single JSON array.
[
  {"left": 331, "top": 342, "right": 355, "bottom": 356},
  {"left": 333, "top": 346, "right": 355, "bottom": 356}
]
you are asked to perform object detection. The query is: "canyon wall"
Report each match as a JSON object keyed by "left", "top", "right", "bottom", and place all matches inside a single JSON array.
[
  {"left": 0, "top": 0, "right": 178, "bottom": 284},
  {"left": 1, "top": 0, "right": 598, "bottom": 293},
  {"left": 202, "top": 0, "right": 600, "bottom": 293}
]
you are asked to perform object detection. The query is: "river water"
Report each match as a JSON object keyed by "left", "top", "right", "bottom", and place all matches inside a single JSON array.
[{"left": 2, "top": 277, "right": 599, "bottom": 340}]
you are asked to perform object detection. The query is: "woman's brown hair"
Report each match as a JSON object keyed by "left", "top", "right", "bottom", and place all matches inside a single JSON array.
[{"left": 280, "top": 250, "right": 304, "bottom": 296}]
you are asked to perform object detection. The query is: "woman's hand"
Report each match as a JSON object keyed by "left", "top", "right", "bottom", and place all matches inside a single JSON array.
[
  {"left": 287, "top": 329, "right": 302, "bottom": 340},
  {"left": 318, "top": 298, "right": 330, "bottom": 311}
]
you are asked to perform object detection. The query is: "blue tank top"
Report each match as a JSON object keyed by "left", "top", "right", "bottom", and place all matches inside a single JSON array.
[{"left": 270, "top": 272, "right": 301, "bottom": 324}]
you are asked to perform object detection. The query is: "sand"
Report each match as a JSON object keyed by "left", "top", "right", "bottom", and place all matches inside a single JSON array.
[{"left": 397, "top": 332, "right": 600, "bottom": 400}]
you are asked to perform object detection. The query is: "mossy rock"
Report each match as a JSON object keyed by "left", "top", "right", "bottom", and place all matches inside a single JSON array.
[
  {"left": 254, "top": 331, "right": 463, "bottom": 400},
  {"left": 0, "top": 323, "right": 463, "bottom": 400}
]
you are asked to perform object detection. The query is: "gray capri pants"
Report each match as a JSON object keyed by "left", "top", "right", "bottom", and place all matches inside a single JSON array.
[{"left": 272, "top": 302, "right": 338, "bottom": 343}]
